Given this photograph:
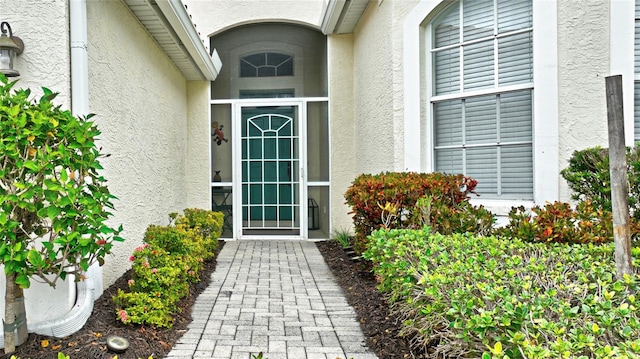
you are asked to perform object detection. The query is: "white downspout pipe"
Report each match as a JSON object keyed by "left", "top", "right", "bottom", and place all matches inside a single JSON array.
[{"left": 70, "top": 0, "right": 103, "bottom": 299}]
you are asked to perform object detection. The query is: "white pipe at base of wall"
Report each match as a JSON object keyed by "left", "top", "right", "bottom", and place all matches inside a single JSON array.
[{"left": 0, "top": 267, "right": 96, "bottom": 347}]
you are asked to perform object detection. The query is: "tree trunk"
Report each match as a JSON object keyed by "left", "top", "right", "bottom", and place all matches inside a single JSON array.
[{"left": 4, "top": 272, "right": 27, "bottom": 354}]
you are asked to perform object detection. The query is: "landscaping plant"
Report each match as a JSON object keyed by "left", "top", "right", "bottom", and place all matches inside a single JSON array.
[
  {"left": 331, "top": 228, "right": 353, "bottom": 248},
  {"left": 0, "top": 75, "right": 123, "bottom": 353},
  {"left": 113, "top": 209, "right": 223, "bottom": 328},
  {"left": 344, "top": 172, "right": 492, "bottom": 252},
  {"left": 561, "top": 146, "right": 640, "bottom": 238},
  {"left": 496, "top": 201, "right": 614, "bottom": 244},
  {"left": 364, "top": 227, "right": 640, "bottom": 358}
]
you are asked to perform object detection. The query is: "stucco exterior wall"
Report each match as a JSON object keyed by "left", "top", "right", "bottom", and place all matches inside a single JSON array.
[
  {"left": 87, "top": 0, "right": 190, "bottom": 287},
  {"left": 351, "top": 0, "right": 418, "bottom": 174},
  {"left": 183, "top": 0, "right": 326, "bottom": 36},
  {"left": 328, "top": 35, "right": 356, "bottom": 230},
  {"left": 186, "top": 81, "right": 213, "bottom": 209},
  {"left": 0, "top": 0, "right": 71, "bottom": 106},
  {"left": 556, "top": 0, "right": 610, "bottom": 201}
]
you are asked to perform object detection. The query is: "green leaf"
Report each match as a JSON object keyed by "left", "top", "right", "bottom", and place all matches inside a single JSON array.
[
  {"left": 60, "top": 168, "right": 68, "bottom": 182},
  {"left": 46, "top": 206, "right": 61, "bottom": 219},
  {"left": 27, "top": 249, "right": 44, "bottom": 268},
  {"left": 44, "top": 178, "right": 62, "bottom": 191},
  {"left": 15, "top": 273, "right": 30, "bottom": 289},
  {"left": 23, "top": 161, "right": 39, "bottom": 172}
]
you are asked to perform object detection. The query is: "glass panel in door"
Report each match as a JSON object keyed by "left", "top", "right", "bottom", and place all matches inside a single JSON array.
[{"left": 241, "top": 106, "right": 300, "bottom": 235}]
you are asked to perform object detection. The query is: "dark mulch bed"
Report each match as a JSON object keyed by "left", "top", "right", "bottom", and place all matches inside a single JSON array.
[
  {"left": 7, "top": 240, "right": 422, "bottom": 359},
  {"left": 316, "top": 240, "right": 423, "bottom": 359}
]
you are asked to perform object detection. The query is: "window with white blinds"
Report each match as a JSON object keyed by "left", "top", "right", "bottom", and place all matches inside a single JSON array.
[
  {"left": 635, "top": 1, "right": 640, "bottom": 141},
  {"left": 430, "top": 0, "right": 533, "bottom": 199}
]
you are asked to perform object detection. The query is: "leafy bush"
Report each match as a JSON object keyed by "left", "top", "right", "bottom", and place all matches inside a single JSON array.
[
  {"left": 496, "top": 201, "right": 613, "bottom": 244},
  {"left": 561, "top": 146, "right": 640, "bottom": 223},
  {"left": 364, "top": 228, "right": 640, "bottom": 358},
  {"left": 176, "top": 208, "right": 223, "bottom": 256},
  {"left": 344, "top": 172, "right": 491, "bottom": 252},
  {"left": 113, "top": 209, "right": 223, "bottom": 328}
]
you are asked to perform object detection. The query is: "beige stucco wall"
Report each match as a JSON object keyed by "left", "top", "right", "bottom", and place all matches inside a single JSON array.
[
  {"left": 87, "top": 0, "right": 192, "bottom": 287},
  {"left": 183, "top": 0, "right": 326, "bottom": 36},
  {"left": 0, "top": 0, "right": 71, "bottom": 105},
  {"left": 351, "top": 0, "right": 418, "bottom": 174},
  {"left": 556, "top": 0, "right": 610, "bottom": 201},
  {"left": 328, "top": 34, "right": 356, "bottom": 230},
  {"left": 187, "top": 81, "right": 213, "bottom": 209}
]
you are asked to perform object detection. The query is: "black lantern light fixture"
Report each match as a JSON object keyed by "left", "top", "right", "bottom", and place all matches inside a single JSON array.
[
  {"left": 308, "top": 198, "right": 320, "bottom": 230},
  {"left": 0, "top": 21, "right": 24, "bottom": 77}
]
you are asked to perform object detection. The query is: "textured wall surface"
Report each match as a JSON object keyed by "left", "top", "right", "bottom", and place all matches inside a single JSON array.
[
  {"left": 186, "top": 81, "right": 212, "bottom": 209},
  {"left": 328, "top": 35, "right": 357, "bottom": 230},
  {"left": 352, "top": 0, "right": 419, "bottom": 174},
  {"left": 87, "top": 0, "right": 191, "bottom": 287},
  {"left": 183, "top": 0, "right": 326, "bottom": 36},
  {"left": 556, "top": 0, "right": 610, "bottom": 201},
  {"left": 0, "top": 0, "right": 71, "bottom": 105}
]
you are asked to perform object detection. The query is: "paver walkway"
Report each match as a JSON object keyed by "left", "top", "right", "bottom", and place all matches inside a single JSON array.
[{"left": 166, "top": 240, "right": 378, "bottom": 359}]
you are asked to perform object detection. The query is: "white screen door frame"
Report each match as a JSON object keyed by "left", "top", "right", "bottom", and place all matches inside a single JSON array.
[{"left": 232, "top": 100, "right": 308, "bottom": 239}]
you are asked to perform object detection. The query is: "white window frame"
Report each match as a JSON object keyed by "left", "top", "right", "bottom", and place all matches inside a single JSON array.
[
  {"left": 403, "top": 0, "right": 558, "bottom": 214},
  {"left": 230, "top": 42, "right": 304, "bottom": 98},
  {"left": 610, "top": 0, "right": 635, "bottom": 145}
]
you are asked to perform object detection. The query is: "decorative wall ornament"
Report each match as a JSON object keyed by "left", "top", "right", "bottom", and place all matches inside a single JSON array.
[{"left": 212, "top": 121, "right": 228, "bottom": 146}]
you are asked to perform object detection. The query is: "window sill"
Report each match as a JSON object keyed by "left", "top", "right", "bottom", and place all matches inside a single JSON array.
[{"left": 469, "top": 198, "right": 535, "bottom": 227}]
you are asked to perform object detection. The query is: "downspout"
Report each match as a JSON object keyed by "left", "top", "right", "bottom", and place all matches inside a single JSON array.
[
  {"left": 69, "top": 0, "right": 104, "bottom": 298},
  {"left": 24, "top": 0, "right": 97, "bottom": 340}
]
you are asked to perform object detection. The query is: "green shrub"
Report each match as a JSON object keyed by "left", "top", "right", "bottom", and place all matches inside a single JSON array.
[
  {"left": 344, "top": 172, "right": 492, "bottom": 252},
  {"left": 364, "top": 228, "right": 640, "bottom": 358},
  {"left": 497, "top": 201, "right": 613, "bottom": 244},
  {"left": 113, "top": 208, "right": 222, "bottom": 328},
  {"left": 561, "top": 146, "right": 640, "bottom": 224},
  {"left": 112, "top": 289, "right": 174, "bottom": 328},
  {"left": 176, "top": 208, "right": 223, "bottom": 257}
]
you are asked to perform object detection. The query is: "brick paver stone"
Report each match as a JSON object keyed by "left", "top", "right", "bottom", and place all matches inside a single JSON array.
[{"left": 165, "top": 240, "right": 378, "bottom": 359}]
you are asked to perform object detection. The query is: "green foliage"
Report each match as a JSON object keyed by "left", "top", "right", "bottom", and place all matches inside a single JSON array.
[
  {"left": 175, "top": 208, "right": 223, "bottom": 257},
  {"left": 113, "top": 209, "right": 223, "bottom": 328},
  {"left": 364, "top": 228, "right": 640, "bottom": 358},
  {"left": 344, "top": 172, "right": 492, "bottom": 252},
  {"left": 331, "top": 228, "right": 353, "bottom": 248},
  {"left": 0, "top": 75, "right": 122, "bottom": 289},
  {"left": 561, "top": 146, "right": 640, "bottom": 225},
  {"left": 497, "top": 201, "right": 614, "bottom": 244}
]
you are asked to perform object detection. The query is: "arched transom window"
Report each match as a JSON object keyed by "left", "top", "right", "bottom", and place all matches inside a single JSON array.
[
  {"left": 240, "top": 52, "right": 294, "bottom": 78},
  {"left": 430, "top": 0, "right": 533, "bottom": 200}
]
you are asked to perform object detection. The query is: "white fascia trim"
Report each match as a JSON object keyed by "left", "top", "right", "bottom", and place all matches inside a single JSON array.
[
  {"left": 155, "top": 0, "right": 222, "bottom": 81},
  {"left": 610, "top": 0, "right": 635, "bottom": 146},
  {"left": 321, "top": 0, "right": 347, "bottom": 35}
]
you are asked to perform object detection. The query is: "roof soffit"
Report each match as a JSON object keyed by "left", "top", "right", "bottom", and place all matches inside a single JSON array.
[{"left": 123, "top": 0, "right": 222, "bottom": 81}]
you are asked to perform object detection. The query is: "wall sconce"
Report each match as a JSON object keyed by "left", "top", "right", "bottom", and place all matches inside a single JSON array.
[{"left": 0, "top": 22, "right": 25, "bottom": 77}]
